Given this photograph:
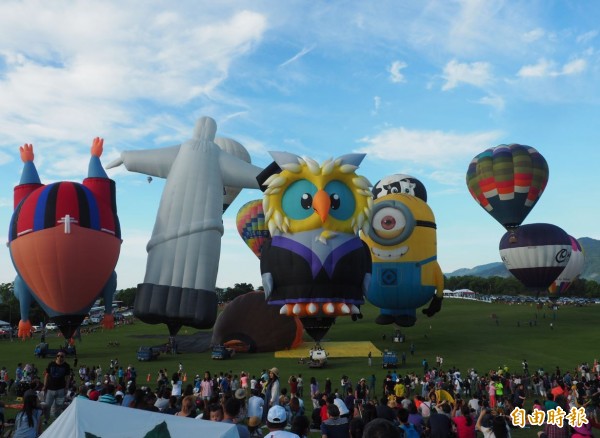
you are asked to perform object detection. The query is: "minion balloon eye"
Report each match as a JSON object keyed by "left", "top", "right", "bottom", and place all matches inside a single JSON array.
[{"left": 368, "top": 200, "right": 415, "bottom": 246}]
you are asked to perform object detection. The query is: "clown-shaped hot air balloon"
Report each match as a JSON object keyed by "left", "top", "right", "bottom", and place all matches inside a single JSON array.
[
  {"left": 9, "top": 139, "right": 121, "bottom": 339},
  {"left": 258, "top": 152, "right": 373, "bottom": 342},
  {"left": 466, "top": 144, "right": 549, "bottom": 230},
  {"left": 499, "top": 223, "right": 571, "bottom": 290},
  {"left": 362, "top": 176, "right": 443, "bottom": 327},
  {"left": 548, "top": 236, "right": 585, "bottom": 296}
]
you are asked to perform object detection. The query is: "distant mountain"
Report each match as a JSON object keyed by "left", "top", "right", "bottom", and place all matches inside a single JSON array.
[{"left": 446, "top": 237, "right": 600, "bottom": 281}]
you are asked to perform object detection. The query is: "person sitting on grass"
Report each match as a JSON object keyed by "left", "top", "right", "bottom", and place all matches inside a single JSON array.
[{"left": 13, "top": 394, "right": 43, "bottom": 438}]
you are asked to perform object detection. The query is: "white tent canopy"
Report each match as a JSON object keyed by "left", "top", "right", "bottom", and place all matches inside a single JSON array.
[{"left": 41, "top": 398, "right": 239, "bottom": 438}]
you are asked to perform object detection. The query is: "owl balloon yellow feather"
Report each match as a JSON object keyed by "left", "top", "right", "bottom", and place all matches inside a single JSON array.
[{"left": 258, "top": 152, "right": 373, "bottom": 342}]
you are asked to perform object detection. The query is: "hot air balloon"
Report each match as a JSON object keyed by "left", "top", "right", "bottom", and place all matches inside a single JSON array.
[
  {"left": 466, "top": 144, "right": 549, "bottom": 230},
  {"left": 211, "top": 291, "right": 303, "bottom": 352},
  {"left": 361, "top": 188, "right": 444, "bottom": 327},
  {"left": 236, "top": 199, "right": 271, "bottom": 258},
  {"left": 257, "top": 152, "right": 372, "bottom": 343},
  {"left": 372, "top": 174, "right": 428, "bottom": 202},
  {"left": 9, "top": 139, "right": 121, "bottom": 339},
  {"left": 499, "top": 223, "right": 571, "bottom": 290},
  {"left": 107, "top": 117, "right": 263, "bottom": 336},
  {"left": 548, "top": 236, "right": 585, "bottom": 296}
]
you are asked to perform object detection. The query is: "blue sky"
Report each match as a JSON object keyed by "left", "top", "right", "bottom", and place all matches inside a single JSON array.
[{"left": 1, "top": 0, "right": 598, "bottom": 290}]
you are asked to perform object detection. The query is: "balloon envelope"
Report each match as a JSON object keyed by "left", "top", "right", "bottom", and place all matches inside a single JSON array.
[
  {"left": 211, "top": 291, "right": 303, "bottom": 352},
  {"left": 548, "top": 236, "right": 585, "bottom": 295},
  {"left": 215, "top": 137, "right": 251, "bottom": 212},
  {"left": 372, "top": 174, "right": 428, "bottom": 202},
  {"left": 499, "top": 223, "right": 571, "bottom": 289},
  {"left": 466, "top": 144, "right": 549, "bottom": 229},
  {"left": 236, "top": 199, "right": 271, "bottom": 258},
  {"left": 9, "top": 181, "right": 121, "bottom": 313}
]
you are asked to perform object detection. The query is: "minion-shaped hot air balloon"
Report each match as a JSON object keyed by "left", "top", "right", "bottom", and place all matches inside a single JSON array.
[{"left": 362, "top": 179, "right": 443, "bottom": 327}]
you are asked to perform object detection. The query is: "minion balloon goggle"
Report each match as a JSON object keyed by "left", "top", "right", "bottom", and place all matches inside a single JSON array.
[{"left": 367, "top": 200, "right": 436, "bottom": 246}]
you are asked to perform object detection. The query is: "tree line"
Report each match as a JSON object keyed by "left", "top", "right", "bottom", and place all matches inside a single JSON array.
[
  {"left": 2, "top": 277, "right": 599, "bottom": 325},
  {"left": 444, "top": 275, "right": 600, "bottom": 297}
]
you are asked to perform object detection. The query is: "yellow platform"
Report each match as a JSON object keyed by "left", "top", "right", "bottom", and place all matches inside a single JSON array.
[{"left": 275, "top": 341, "right": 381, "bottom": 358}]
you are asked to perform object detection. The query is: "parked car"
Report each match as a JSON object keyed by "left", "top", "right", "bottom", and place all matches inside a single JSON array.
[
  {"left": 89, "top": 316, "right": 101, "bottom": 324},
  {"left": 137, "top": 346, "right": 161, "bottom": 361},
  {"left": 45, "top": 323, "right": 58, "bottom": 331},
  {"left": 211, "top": 345, "right": 233, "bottom": 360},
  {"left": 382, "top": 350, "right": 399, "bottom": 368},
  {"left": 0, "top": 325, "right": 15, "bottom": 338}
]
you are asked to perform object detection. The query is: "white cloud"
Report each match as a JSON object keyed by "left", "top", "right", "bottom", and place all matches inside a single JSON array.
[
  {"left": 0, "top": 197, "right": 11, "bottom": 208},
  {"left": 517, "top": 57, "right": 587, "bottom": 78},
  {"left": 428, "top": 170, "right": 466, "bottom": 186},
  {"left": 0, "top": 4, "right": 267, "bottom": 145},
  {"left": 356, "top": 127, "right": 503, "bottom": 168},
  {"left": 372, "top": 96, "right": 381, "bottom": 115},
  {"left": 477, "top": 94, "right": 505, "bottom": 111},
  {"left": 442, "top": 59, "right": 492, "bottom": 91},
  {"left": 576, "top": 30, "right": 598, "bottom": 44},
  {"left": 561, "top": 58, "right": 587, "bottom": 75},
  {"left": 517, "top": 58, "right": 554, "bottom": 77},
  {"left": 388, "top": 60, "right": 407, "bottom": 83},
  {"left": 279, "top": 45, "right": 316, "bottom": 68},
  {"left": 522, "top": 28, "right": 545, "bottom": 43}
]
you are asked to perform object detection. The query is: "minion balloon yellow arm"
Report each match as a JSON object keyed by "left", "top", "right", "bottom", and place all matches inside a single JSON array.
[{"left": 422, "top": 264, "right": 444, "bottom": 317}]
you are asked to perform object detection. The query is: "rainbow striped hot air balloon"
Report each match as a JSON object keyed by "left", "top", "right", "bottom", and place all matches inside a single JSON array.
[
  {"left": 236, "top": 199, "right": 271, "bottom": 259},
  {"left": 466, "top": 144, "right": 549, "bottom": 230}
]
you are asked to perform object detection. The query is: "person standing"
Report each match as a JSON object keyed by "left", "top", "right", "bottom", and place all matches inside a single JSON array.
[
  {"left": 368, "top": 352, "right": 372, "bottom": 367},
  {"left": 200, "top": 371, "right": 213, "bottom": 401},
  {"left": 263, "top": 367, "right": 281, "bottom": 422},
  {"left": 296, "top": 374, "right": 304, "bottom": 398},
  {"left": 42, "top": 352, "right": 71, "bottom": 421}
]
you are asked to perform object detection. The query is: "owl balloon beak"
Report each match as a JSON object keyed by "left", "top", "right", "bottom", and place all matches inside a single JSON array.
[{"left": 313, "top": 189, "right": 330, "bottom": 222}]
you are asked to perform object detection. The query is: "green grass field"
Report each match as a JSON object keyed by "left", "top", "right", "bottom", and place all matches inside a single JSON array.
[{"left": 1, "top": 298, "right": 597, "bottom": 437}]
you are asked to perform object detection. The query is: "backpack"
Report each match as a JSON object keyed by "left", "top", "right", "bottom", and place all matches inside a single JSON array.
[{"left": 401, "top": 423, "right": 420, "bottom": 438}]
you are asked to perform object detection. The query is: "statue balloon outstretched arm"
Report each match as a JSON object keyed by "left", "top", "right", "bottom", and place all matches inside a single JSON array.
[{"left": 106, "top": 145, "right": 180, "bottom": 178}]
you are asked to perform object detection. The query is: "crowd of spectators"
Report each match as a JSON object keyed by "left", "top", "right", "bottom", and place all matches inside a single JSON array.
[{"left": 2, "top": 356, "right": 600, "bottom": 437}]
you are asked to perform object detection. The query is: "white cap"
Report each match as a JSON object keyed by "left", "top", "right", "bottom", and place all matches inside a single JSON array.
[{"left": 267, "top": 405, "right": 287, "bottom": 424}]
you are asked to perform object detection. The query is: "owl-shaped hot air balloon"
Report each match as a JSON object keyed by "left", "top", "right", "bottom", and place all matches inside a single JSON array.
[{"left": 258, "top": 152, "right": 373, "bottom": 342}]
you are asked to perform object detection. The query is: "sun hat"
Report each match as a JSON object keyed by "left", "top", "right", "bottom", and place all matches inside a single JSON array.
[
  {"left": 267, "top": 405, "right": 287, "bottom": 424},
  {"left": 269, "top": 367, "right": 279, "bottom": 377},
  {"left": 235, "top": 388, "right": 246, "bottom": 400}
]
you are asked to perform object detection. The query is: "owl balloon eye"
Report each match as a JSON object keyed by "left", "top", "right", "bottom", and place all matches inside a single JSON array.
[
  {"left": 301, "top": 193, "right": 313, "bottom": 209},
  {"left": 282, "top": 179, "right": 318, "bottom": 220},
  {"left": 324, "top": 180, "right": 355, "bottom": 221}
]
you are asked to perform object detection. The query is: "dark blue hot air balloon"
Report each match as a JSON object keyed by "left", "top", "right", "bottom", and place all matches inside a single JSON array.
[{"left": 499, "top": 223, "right": 571, "bottom": 289}]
